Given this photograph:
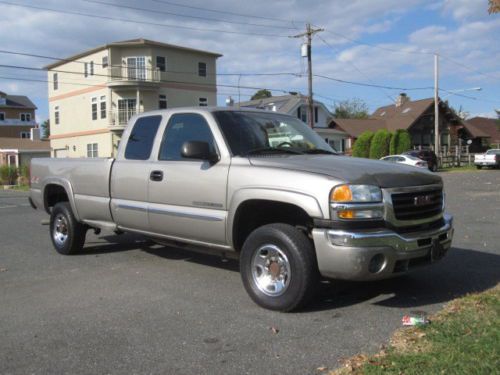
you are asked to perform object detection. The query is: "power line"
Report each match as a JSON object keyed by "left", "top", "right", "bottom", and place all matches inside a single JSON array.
[
  {"left": 0, "top": 49, "right": 301, "bottom": 78},
  {"left": 148, "top": 0, "right": 305, "bottom": 24},
  {"left": 0, "top": 1, "right": 289, "bottom": 38},
  {"left": 440, "top": 55, "right": 500, "bottom": 82},
  {"left": 313, "top": 74, "right": 434, "bottom": 91},
  {"left": 82, "top": 0, "right": 295, "bottom": 30}
]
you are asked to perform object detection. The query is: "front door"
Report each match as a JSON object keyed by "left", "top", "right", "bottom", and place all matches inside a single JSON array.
[{"left": 148, "top": 113, "right": 229, "bottom": 245}]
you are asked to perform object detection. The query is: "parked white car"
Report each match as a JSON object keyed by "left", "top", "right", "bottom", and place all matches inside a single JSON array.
[{"left": 380, "top": 155, "right": 428, "bottom": 169}]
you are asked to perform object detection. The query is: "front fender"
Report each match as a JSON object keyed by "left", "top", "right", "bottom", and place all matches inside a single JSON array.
[{"left": 227, "top": 187, "right": 324, "bottom": 246}]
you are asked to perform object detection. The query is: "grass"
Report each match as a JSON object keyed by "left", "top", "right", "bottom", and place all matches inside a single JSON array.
[{"left": 331, "top": 284, "right": 500, "bottom": 375}]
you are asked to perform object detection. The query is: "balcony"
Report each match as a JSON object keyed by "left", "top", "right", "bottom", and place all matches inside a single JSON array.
[
  {"left": 0, "top": 119, "right": 37, "bottom": 126},
  {"left": 108, "top": 108, "right": 144, "bottom": 127},
  {"left": 107, "top": 64, "right": 161, "bottom": 87}
]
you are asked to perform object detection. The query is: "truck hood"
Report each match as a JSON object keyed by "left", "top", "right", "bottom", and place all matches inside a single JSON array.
[{"left": 249, "top": 155, "right": 442, "bottom": 188}]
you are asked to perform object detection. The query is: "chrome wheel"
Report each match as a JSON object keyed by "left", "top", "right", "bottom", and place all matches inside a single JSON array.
[
  {"left": 251, "top": 244, "right": 291, "bottom": 297},
  {"left": 53, "top": 214, "right": 69, "bottom": 246}
]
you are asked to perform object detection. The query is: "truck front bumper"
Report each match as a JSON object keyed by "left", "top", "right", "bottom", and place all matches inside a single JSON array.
[{"left": 312, "top": 214, "right": 454, "bottom": 281}]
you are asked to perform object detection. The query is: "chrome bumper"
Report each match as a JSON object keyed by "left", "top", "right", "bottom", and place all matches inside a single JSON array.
[{"left": 312, "top": 214, "right": 454, "bottom": 281}]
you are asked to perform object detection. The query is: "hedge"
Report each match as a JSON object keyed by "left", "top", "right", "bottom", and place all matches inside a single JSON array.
[
  {"left": 369, "top": 129, "right": 392, "bottom": 159},
  {"left": 0, "top": 165, "right": 18, "bottom": 185},
  {"left": 390, "top": 129, "right": 412, "bottom": 155},
  {"left": 352, "top": 131, "right": 374, "bottom": 158}
]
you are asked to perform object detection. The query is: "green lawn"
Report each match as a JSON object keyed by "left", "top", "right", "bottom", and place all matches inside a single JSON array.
[{"left": 332, "top": 285, "right": 500, "bottom": 375}]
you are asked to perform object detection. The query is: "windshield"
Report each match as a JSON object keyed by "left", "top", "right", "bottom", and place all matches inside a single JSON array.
[
  {"left": 213, "top": 110, "right": 336, "bottom": 156},
  {"left": 486, "top": 149, "right": 500, "bottom": 155}
]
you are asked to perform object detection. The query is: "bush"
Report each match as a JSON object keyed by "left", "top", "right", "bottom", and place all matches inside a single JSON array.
[
  {"left": 369, "top": 129, "right": 392, "bottom": 159},
  {"left": 352, "top": 131, "right": 374, "bottom": 158},
  {"left": 0, "top": 165, "right": 18, "bottom": 185},
  {"left": 390, "top": 129, "right": 412, "bottom": 155}
]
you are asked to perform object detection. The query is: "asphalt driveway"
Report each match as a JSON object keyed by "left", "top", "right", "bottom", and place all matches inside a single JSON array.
[{"left": 1, "top": 171, "right": 499, "bottom": 374}]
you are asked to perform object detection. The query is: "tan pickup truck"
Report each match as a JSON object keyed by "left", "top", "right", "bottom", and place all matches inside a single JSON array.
[{"left": 30, "top": 108, "right": 454, "bottom": 311}]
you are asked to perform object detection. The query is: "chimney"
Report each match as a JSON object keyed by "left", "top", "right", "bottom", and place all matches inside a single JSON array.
[
  {"left": 395, "top": 93, "right": 410, "bottom": 107},
  {"left": 225, "top": 96, "right": 234, "bottom": 107},
  {"left": 30, "top": 128, "right": 41, "bottom": 141}
]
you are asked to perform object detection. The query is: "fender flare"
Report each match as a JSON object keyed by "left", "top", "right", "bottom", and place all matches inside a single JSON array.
[
  {"left": 41, "top": 177, "right": 81, "bottom": 221},
  {"left": 227, "top": 187, "right": 324, "bottom": 247}
]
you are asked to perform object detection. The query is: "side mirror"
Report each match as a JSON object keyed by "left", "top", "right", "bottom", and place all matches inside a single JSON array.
[{"left": 181, "top": 141, "right": 219, "bottom": 163}]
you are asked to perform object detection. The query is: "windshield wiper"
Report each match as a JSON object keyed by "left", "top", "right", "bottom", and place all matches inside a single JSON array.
[
  {"left": 302, "top": 149, "right": 337, "bottom": 155},
  {"left": 245, "top": 147, "right": 304, "bottom": 156}
]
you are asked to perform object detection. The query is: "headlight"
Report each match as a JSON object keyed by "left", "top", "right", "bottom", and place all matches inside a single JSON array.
[
  {"left": 330, "top": 184, "right": 384, "bottom": 220},
  {"left": 330, "top": 184, "right": 382, "bottom": 203}
]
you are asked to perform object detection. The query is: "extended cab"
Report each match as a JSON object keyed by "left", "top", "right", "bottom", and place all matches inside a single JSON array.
[{"left": 30, "top": 108, "right": 454, "bottom": 311}]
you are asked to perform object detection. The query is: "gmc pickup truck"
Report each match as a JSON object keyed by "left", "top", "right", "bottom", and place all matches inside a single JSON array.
[{"left": 30, "top": 108, "right": 454, "bottom": 311}]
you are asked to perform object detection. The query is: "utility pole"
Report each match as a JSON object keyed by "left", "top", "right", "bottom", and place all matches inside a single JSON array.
[
  {"left": 291, "top": 24, "right": 323, "bottom": 128},
  {"left": 434, "top": 53, "right": 439, "bottom": 157}
]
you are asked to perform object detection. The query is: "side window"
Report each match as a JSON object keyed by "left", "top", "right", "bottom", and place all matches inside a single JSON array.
[
  {"left": 159, "top": 113, "right": 216, "bottom": 161},
  {"left": 124, "top": 115, "right": 162, "bottom": 160}
]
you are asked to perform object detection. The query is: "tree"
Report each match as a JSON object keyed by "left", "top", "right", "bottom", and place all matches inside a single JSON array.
[
  {"left": 489, "top": 0, "right": 500, "bottom": 13},
  {"left": 40, "top": 119, "right": 50, "bottom": 139},
  {"left": 333, "top": 98, "right": 369, "bottom": 119},
  {"left": 390, "top": 129, "right": 412, "bottom": 155},
  {"left": 369, "top": 129, "right": 392, "bottom": 159},
  {"left": 352, "top": 131, "right": 374, "bottom": 158},
  {"left": 251, "top": 89, "right": 272, "bottom": 100}
]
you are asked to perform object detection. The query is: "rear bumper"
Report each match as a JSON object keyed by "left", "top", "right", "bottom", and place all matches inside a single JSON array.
[
  {"left": 312, "top": 214, "right": 453, "bottom": 281},
  {"left": 474, "top": 160, "right": 498, "bottom": 166}
]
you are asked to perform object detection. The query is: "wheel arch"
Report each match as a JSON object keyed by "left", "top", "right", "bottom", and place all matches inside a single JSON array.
[
  {"left": 42, "top": 178, "right": 80, "bottom": 221},
  {"left": 228, "top": 188, "right": 323, "bottom": 251}
]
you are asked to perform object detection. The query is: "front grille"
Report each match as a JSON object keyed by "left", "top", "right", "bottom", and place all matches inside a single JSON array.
[{"left": 391, "top": 188, "right": 443, "bottom": 221}]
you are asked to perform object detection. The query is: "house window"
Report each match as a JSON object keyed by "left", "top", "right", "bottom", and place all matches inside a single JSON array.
[
  {"left": 53, "top": 73, "right": 58, "bottom": 90},
  {"left": 159, "top": 95, "right": 167, "bottom": 109},
  {"left": 156, "top": 56, "right": 166, "bottom": 72},
  {"left": 100, "top": 96, "right": 106, "bottom": 119},
  {"left": 297, "top": 107, "right": 301, "bottom": 119},
  {"left": 55, "top": 106, "right": 60, "bottom": 125},
  {"left": 90, "top": 61, "right": 94, "bottom": 76},
  {"left": 91, "top": 97, "right": 98, "bottom": 120},
  {"left": 87, "top": 143, "right": 98, "bottom": 158},
  {"left": 0, "top": 112, "right": 4, "bottom": 121},
  {"left": 20, "top": 113, "right": 31, "bottom": 122},
  {"left": 84, "top": 62, "right": 88, "bottom": 77},
  {"left": 199, "top": 97, "right": 208, "bottom": 107},
  {"left": 314, "top": 106, "right": 318, "bottom": 123},
  {"left": 198, "top": 62, "right": 207, "bottom": 77},
  {"left": 20, "top": 131, "right": 30, "bottom": 139},
  {"left": 102, "top": 56, "right": 108, "bottom": 68}
]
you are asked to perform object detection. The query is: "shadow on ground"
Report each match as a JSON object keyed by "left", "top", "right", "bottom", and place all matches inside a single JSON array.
[{"left": 81, "top": 234, "right": 500, "bottom": 312}]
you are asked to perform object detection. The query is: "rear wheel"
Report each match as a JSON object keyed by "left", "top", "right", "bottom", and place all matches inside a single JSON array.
[
  {"left": 50, "top": 202, "right": 87, "bottom": 255},
  {"left": 240, "top": 223, "right": 318, "bottom": 312},
  {"left": 431, "top": 164, "right": 438, "bottom": 172}
]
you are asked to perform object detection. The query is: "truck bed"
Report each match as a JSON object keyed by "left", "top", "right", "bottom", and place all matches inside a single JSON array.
[{"left": 30, "top": 157, "right": 115, "bottom": 222}]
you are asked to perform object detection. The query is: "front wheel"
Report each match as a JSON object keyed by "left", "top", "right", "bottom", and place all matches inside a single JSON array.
[
  {"left": 50, "top": 202, "right": 87, "bottom": 255},
  {"left": 240, "top": 223, "right": 318, "bottom": 312}
]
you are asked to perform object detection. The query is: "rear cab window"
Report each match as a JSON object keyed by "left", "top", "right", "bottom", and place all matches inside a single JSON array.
[{"left": 125, "top": 115, "right": 162, "bottom": 160}]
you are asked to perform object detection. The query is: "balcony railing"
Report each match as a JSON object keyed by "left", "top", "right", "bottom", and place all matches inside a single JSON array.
[
  {"left": 108, "top": 65, "right": 161, "bottom": 83},
  {"left": 108, "top": 109, "right": 144, "bottom": 126},
  {"left": 0, "top": 119, "right": 37, "bottom": 126}
]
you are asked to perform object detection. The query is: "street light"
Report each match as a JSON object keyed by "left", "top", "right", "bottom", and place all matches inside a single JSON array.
[{"left": 441, "top": 87, "right": 482, "bottom": 100}]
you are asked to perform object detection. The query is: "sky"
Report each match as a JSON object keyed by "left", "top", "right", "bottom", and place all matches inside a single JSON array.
[{"left": 1, "top": 0, "right": 499, "bottom": 123}]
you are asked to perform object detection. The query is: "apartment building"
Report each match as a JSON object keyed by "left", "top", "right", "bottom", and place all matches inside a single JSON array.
[
  {"left": 46, "top": 38, "right": 222, "bottom": 158},
  {"left": 0, "top": 91, "right": 38, "bottom": 138}
]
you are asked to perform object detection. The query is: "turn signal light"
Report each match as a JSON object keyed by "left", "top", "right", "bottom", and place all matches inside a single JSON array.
[{"left": 331, "top": 185, "right": 352, "bottom": 202}]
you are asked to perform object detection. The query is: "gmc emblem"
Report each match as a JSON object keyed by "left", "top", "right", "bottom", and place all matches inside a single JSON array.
[{"left": 414, "top": 195, "right": 432, "bottom": 206}]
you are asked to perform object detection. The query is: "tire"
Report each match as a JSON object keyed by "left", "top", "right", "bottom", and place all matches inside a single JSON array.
[
  {"left": 50, "top": 202, "right": 87, "bottom": 255},
  {"left": 431, "top": 164, "right": 438, "bottom": 172},
  {"left": 240, "top": 223, "right": 318, "bottom": 312}
]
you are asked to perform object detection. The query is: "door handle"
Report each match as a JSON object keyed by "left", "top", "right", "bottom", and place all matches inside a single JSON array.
[{"left": 150, "top": 170, "right": 163, "bottom": 182}]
